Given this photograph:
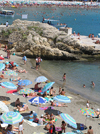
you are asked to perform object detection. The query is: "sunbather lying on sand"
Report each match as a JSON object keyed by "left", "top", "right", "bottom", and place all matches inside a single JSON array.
[
  {"left": 50, "top": 100, "right": 67, "bottom": 107},
  {"left": 17, "top": 69, "right": 27, "bottom": 73},
  {"left": 16, "top": 104, "right": 30, "bottom": 112},
  {"left": 10, "top": 77, "right": 21, "bottom": 82}
]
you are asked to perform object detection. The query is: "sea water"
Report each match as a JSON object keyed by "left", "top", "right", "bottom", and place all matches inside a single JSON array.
[
  {"left": 1, "top": 6, "right": 100, "bottom": 102},
  {"left": 0, "top": 6, "right": 100, "bottom": 36}
]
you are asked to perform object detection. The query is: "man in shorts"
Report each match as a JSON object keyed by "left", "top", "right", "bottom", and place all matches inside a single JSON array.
[{"left": 36, "top": 56, "right": 42, "bottom": 70}]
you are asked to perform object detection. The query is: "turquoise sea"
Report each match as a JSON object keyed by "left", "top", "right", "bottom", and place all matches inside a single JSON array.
[{"left": 1, "top": 6, "right": 100, "bottom": 102}]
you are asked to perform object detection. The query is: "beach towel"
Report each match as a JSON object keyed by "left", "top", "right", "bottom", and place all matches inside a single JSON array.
[
  {"left": 2, "top": 101, "right": 11, "bottom": 105},
  {"left": 67, "top": 96, "right": 72, "bottom": 99},
  {"left": 6, "top": 90, "right": 17, "bottom": 94},
  {"left": 34, "top": 89, "right": 42, "bottom": 93},
  {"left": 39, "top": 107, "right": 54, "bottom": 110},
  {"left": 23, "top": 119, "right": 46, "bottom": 127}
]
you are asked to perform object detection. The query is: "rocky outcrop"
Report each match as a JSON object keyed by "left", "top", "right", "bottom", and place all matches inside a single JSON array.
[{"left": 0, "top": 19, "right": 97, "bottom": 60}]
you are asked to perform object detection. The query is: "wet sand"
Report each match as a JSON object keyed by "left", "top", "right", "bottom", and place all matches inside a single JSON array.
[{"left": 0, "top": 49, "right": 100, "bottom": 134}]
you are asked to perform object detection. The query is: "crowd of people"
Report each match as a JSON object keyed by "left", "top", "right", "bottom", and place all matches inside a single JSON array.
[{"left": 0, "top": 44, "right": 99, "bottom": 134}]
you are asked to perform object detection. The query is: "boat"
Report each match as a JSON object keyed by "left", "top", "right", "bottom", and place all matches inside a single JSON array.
[
  {"left": 42, "top": 18, "right": 67, "bottom": 29},
  {"left": 0, "top": 8, "right": 15, "bottom": 17}
]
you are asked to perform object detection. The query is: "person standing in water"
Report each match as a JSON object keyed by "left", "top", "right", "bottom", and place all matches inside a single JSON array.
[
  {"left": 36, "top": 56, "right": 42, "bottom": 70},
  {"left": 62, "top": 73, "right": 66, "bottom": 81}
]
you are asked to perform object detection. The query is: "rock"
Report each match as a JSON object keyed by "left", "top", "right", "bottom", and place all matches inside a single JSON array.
[{"left": 0, "top": 19, "right": 97, "bottom": 60}]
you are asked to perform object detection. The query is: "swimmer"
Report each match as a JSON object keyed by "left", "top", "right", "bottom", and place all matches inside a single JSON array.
[
  {"left": 83, "top": 84, "right": 86, "bottom": 88},
  {"left": 91, "top": 81, "right": 95, "bottom": 88}
]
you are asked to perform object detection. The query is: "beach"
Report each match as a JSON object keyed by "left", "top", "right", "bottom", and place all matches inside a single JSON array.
[{"left": 0, "top": 49, "right": 100, "bottom": 134}]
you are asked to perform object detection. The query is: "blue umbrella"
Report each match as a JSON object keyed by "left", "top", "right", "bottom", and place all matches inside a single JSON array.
[
  {"left": 34, "top": 76, "right": 48, "bottom": 83},
  {"left": 53, "top": 95, "right": 71, "bottom": 103},
  {"left": 1, "top": 82, "right": 17, "bottom": 89},
  {"left": 0, "top": 63, "right": 5, "bottom": 71},
  {"left": 18, "top": 80, "right": 32, "bottom": 86},
  {"left": 60, "top": 113, "right": 77, "bottom": 129},
  {"left": 29, "top": 96, "right": 47, "bottom": 105},
  {"left": 41, "top": 82, "right": 55, "bottom": 93}
]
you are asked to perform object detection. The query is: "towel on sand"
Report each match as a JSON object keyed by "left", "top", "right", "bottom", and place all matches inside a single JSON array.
[{"left": 23, "top": 119, "right": 46, "bottom": 127}]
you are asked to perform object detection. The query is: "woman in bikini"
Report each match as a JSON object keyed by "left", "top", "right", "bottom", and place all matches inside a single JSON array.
[
  {"left": 16, "top": 104, "right": 30, "bottom": 112},
  {"left": 50, "top": 100, "right": 67, "bottom": 107}
]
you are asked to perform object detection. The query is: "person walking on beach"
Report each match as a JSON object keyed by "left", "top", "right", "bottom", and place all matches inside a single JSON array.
[
  {"left": 22, "top": 55, "right": 27, "bottom": 64},
  {"left": 36, "top": 56, "right": 42, "bottom": 70},
  {"left": 18, "top": 120, "right": 24, "bottom": 134},
  {"left": 87, "top": 126, "right": 93, "bottom": 134}
]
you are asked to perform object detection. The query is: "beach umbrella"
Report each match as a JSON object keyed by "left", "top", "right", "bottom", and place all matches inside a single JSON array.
[
  {"left": 18, "top": 88, "right": 34, "bottom": 94},
  {"left": 0, "top": 101, "right": 9, "bottom": 112},
  {"left": 0, "top": 63, "right": 5, "bottom": 71},
  {"left": 53, "top": 95, "right": 71, "bottom": 103},
  {"left": 60, "top": 113, "right": 77, "bottom": 129},
  {"left": 29, "top": 96, "right": 47, "bottom": 105},
  {"left": 18, "top": 79, "right": 32, "bottom": 86},
  {"left": 41, "top": 82, "right": 55, "bottom": 93},
  {"left": 1, "top": 82, "right": 17, "bottom": 89},
  {"left": 0, "top": 111, "right": 23, "bottom": 124},
  {"left": 5, "top": 70, "right": 18, "bottom": 76},
  {"left": 34, "top": 76, "right": 48, "bottom": 83},
  {"left": 79, "top": 108, "right": 96, "bottom": 117}
]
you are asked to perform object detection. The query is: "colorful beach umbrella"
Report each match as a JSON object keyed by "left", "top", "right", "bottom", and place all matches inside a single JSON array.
[
  {"left": 0, "top": 63, "right": 5, "bottom": 71},
  {"left": 53, "top": 95, "right": 71, "bottom": 103},
  {"left": 60, "top": 113, "right": 77, "bottom": 129},
  {"left": 29, "top": 96, "right": 47, "bottom": 105},
  {"left": 41, "top": 82, "right": 55, "bottom": 93},
  {"left": 0, "top": 111, "right": 23, "bottom": 124},
  {"left": 1, "top": 82, "right": 17, "bottom": 89},
  {"left": 18, "top": 79, "right": 32, "bottom": 86},
  {"left": 0, "top": 101, "right": 9, "bottom": 112},
  {"left": 34, "top": 76, "right": 48, "bottom": 83},
  {"left": 79, "top": 108, "right": 97, "bottom": 117},
  {"left": 18, "top": 88, "right": 34, "bottom": 94},
  {"left": 5, "top": 70, "right": 18, "bottom": 76}
]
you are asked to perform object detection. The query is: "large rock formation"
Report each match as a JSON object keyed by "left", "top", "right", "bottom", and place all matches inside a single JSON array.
[{"left": 0, "top": 19, "right": 97, "bottom": 60}]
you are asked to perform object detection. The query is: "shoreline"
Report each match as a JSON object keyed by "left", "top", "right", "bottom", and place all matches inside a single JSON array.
[{"left": 30, "top": 58, "right": 100, "bottom": 104}]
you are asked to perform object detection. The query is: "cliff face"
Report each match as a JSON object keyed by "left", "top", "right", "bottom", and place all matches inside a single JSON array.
[{"left": 0, "top": 19, "right": 96, "bottom": 60}]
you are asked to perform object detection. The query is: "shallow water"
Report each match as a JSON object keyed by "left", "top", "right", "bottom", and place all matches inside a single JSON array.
[
  {"left": 36, "top": 60, "right": 100, "bottom": 103},
  {"left": 0, "top": 6, "right": 100, "bottom": 36}
]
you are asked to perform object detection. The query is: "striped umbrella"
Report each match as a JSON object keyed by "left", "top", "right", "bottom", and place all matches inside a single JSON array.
[
  {"left": 0, "top": 111, "right": 23, "bottom": 124},
  {"left": 18, "top": 80, "right": 32, "bottom": 86},
  {"left": 53, "top": 95, "right": 71, "bottom": 103},
  {"left": 60, "top": 113, "right": 77, "bottom": 129},
  {"left": 34, "top": 76, "right": 48, "bottom": 83},
  {"left": 1, "top": 82, "right": 17, "bottom": 89},
  {"left": 29, "top": 96, "right": 47, "bottom": 105},
  {"left": 41, "top": 82, "right": 55, "bottom": 93},
  {"left": 5, "top": 70, "right": 18, "bottom": 76},
  {"left": 0, "top": 63, "right": 5, "bottom": 71},
  {"left": 18, "top": 88, "right": 34, "bottom": 94}
]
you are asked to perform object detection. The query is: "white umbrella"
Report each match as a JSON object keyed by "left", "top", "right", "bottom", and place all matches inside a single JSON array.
[{"left": 0, "top": 101, "right": 9, "bottom": 112}]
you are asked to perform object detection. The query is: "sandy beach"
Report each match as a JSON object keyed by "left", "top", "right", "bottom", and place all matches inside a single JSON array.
[{"left": 0, "top": 49, "right": 100, "bottom": 134}]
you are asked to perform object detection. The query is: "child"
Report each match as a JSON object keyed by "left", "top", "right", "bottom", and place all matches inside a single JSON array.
[
  {"left": 61, "top": 121, "right": 66, "bottom": 133},
  {"left": 22, "top": 55, "right": 27, "bottom": 64},
  {"left": 62, "top": 73, "right": 66, "bottom": 81},
  {"left": 18, "top": 120, "right": 24, "bottom": 134}
]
